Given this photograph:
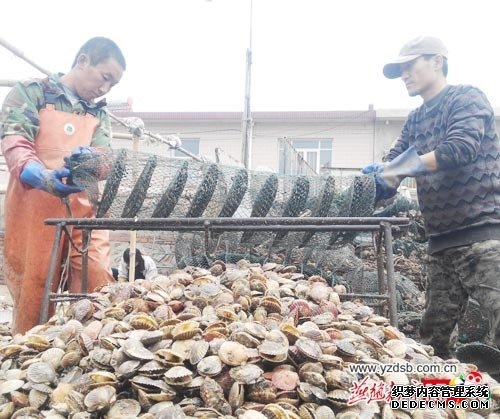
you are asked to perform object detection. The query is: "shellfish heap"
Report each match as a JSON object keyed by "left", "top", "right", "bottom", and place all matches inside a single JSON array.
[{"left": 0, "top": 260, "right": 498, "bottom": 418}]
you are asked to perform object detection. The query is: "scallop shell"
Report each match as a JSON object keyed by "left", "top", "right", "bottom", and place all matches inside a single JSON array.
[
  {"left": 216, "top": 307, "right": 239, "bottom": 322},
  {"left": 122, "top": 339, "right": 154, "bottom": 360},
  {"left": 232, "top": 331, "right": 260, "bottom": 348},
  {"left": 262, "top": 403, "right": 289, "bottom": 419},
  {"left": 248, "top": 379, "right": 277, "bottom": 404},
  {"left": 197, "top": 355, "right": 223, "bottom": 377},
  {"left": 11, "top": 406, "right": 43, "bottom": 419},
  {"left": 0, "top": 402, "right": 14, "bottom": 418},
  {"left": 295, "top": 338, "right": 322, "bottom": 360},
  {"left": 28, "top": 388, "right": 48, "bottom": 410},
  {"left": 129, "top": 314, "right": 158, "bottom": 331},
  {"left": 103, "top": 306, "right": 127, "bottom": 320},
  {"left": 384, "top": 339, "right": 408, "bottom": 358},
  {"left": 280, "top": 323, "right": 301, "bottom": 344},
  {"left": 60, "top": 350, "right": 82, "bottom": 369},
  {"left": 229, "top": 381, "right": 245, "bottom": 411},
  {"left": 65, "top": 389, "right": 86, "bottom": 412},
  {"left": 315, "top": 405, "right": 336, "bottom": 419},
  {"left": 164, "top": 366, "right": 193, "bottom": 386},
  {"left": 40, "top": 347, "right": 66, "bottom": 370},
  {"left": 218, "top": 341, "right": 249, "bottom": 366},
  {"left": 26, "top": 362, "right": 56, "bottom": 384},
  {"left": 230, "top": 364, "right": 264, "bottom": 384},
  {"left": 155, "top": 349, "right": 185, "bottom": 367},
  {"left": 326, "top": 388, "right": 350, "bottom": 408},
  {"left": 84, "top": 385, "right": 117, "bottom": 412},
  {"left": 172, "top": 320, "right": 201, "bottom": 340},
  {"left": 130, "top": 375, "right": 171, "bottom": 393},
  {"left": 171, "top": 339, "right": 196, "bottom": 360},
  {"left": 89, "top": 371, "right": 117, "bottom": 386},
  {"left": 0, "top": 379, "right": 24, "bottom": 394},
  {"left": 335, "top": 339, "right": 357, "bottom": 357},
  {"left": 115, "top": 359, "right": 141, "bottom": 379},
  {"left": 271, "top": 369, "right": 300, "bottom": 391},
  {"left": 0, "top": 344, "right": 23, "bottom": 358},
  {"left": 25, "top": 334, "right": 50, "bottom": 352},
  {"left": 10, "top": 390, "right": 28, "bottom": 408},
  {"left": 244, "top": 322, "right": 268, "bottom": 339},
  {"left": 240, "top": 410, "right": 267, "bottom": 419},
  {"left": 325, "top": 369, "right": 356, "bottom": 390},
  {"left": 70, "top": 298, "right": 95, "bottom": 322},
  {"left": 138, "top": 360, "right": 166, "bottom": 377},
  {"left": 107, "top": 399, "right": 141, "bottom": 418},
  {"left": 189, "top": 340, "right": 210, "bottom": 365},
  {"left": 260, "top": 296, "right": 283, "bottom": 314}
]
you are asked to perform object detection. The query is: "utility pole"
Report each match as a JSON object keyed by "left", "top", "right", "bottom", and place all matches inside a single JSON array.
[{"left": 241, "top": 0, "right": 254, "bottom": 169}]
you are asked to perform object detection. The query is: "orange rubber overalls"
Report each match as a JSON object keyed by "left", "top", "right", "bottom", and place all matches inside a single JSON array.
[{"left": 3, "top": 88, "right": 113, "bottom": 335}]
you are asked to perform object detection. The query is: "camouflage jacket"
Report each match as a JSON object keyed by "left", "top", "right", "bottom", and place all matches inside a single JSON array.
[{"left": 1, "top": 73, "right": 111, "bottom": 147}]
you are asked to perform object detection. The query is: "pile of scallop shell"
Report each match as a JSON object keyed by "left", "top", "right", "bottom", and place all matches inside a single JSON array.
[{"left": 0, "top": 260, "right": 498, "bottom": 418}]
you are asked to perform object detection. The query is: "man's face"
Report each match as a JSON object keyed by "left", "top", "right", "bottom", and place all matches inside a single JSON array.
[
  {"left": 400, "top": 56, "right": 440, "bottom": 98},
  {"left": 74, "top": 55, "right": 124, "bottom": 101}
]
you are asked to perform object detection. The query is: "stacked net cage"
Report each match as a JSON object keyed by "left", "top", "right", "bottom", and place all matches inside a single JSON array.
[{"left": 68, "top": 148, "right": 377, "bottom": 283}]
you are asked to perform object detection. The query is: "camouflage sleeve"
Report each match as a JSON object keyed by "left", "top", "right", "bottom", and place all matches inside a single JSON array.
[
  {"left": 383, "top": 120, "right": 410, "bottom": 162},
  {"left": 435, "top": 87, "right": 492, "bottom": 170},
  {"left": 0, "top": 80, "right": 44, "bottom": 142},
  {"left": 91, "top": 109, "right": 112, "bottom": 149}
]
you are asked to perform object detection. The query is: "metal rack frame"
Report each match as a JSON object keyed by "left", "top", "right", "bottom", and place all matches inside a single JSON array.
[{"left": 41, "top": 216, "right": 409, "bottom": 326}]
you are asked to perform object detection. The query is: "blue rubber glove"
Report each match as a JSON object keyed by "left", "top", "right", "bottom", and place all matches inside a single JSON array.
[
  {"left": 20, "top": 161, "right": 83, "bottom": 197},
  {"left": 64, "top": 146, "right": 96, "bottom": 167},
  {"left": 71, "top": 145, "right": 94, "bottom": 157},
  {"left": 361, "top": 162, "right": 384, "bottom": 175},
  {"left": 374, "top": 176, "right": 400, "bottom": 202},
  {"left": 362, "top": 162, "right": 396, "bottom": 200},
  {"left": 364, "top": 146, "right": 427, "bottom": 202}
]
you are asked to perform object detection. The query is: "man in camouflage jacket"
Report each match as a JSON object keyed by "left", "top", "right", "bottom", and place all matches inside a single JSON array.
[{"left": 1, "top": 37, "right": 126, "bottom": 334}]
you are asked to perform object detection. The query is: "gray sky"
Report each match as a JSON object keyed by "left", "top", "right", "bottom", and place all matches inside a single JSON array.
[{"left": 1, "top": 0, "right": 498, "bottom": 112}]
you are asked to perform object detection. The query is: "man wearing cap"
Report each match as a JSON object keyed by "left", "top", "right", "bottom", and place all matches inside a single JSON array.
[{"left": 363, "top": 36, "right": 500, "bottom": 360}]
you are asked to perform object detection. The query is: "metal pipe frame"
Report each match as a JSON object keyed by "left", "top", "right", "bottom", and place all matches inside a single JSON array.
[
  {"left": 40, "top": 222, "right": 64, "bottom": 324},
  {"left": 41, "top": 216, "right": 408, "bottom": 327},
  {"left": 81, "top": 229, "right": 91, "bottom": 294},
  {"left": 44, "top": 216, "right": 409, "bottom": 229},
  {"left": 382, "top": 221, "right": 398, "bottom": 327}
]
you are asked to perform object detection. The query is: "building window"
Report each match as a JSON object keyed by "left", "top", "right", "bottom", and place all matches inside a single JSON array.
[
  {"left": 174, "top": 138, "right": 200, "bottom": 158},
  {"left": 279, "top": 138, "right": 332, "bottom": 175}
]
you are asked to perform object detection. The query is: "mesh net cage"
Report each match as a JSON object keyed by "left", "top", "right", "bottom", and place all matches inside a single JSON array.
[{"left": 68, "top": 148, "right": 377, "bottom": 280}]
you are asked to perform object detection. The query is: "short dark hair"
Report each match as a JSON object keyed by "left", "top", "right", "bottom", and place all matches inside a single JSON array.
[
  {"left": 123, "top": 248, "right": 145, "bottom": 272},
  {"left": 423, "top": 54, "right": 448, "bottom": 77},
  {"left": 72, "top": 37, "right": 126, "bottom": 70}
]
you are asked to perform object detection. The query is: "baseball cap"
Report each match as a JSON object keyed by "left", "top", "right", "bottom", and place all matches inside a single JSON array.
[{"left": 383, "top": 36, "right": 448, "bottom": 79}]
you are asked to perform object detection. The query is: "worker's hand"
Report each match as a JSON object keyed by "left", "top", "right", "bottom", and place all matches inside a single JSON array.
[
  {"left": 66, "top": 146, "right": 102, "bottom": 163},
  {"left": 369, "top": 146, "right": 427, "bottom": 202},
  {"left": 373, "top": 174, "right": 399, "bottom": 201},
  {"left": 64, "top": 146, "right": 112, "bottom": 181},
  {"left": 20, "top": 161, "right": 83, "bottom": 197},
  {"left": 362, "top": 162, "right": 397, "bottom": 201},
  {"left": 361, "top": 162, "right": 384, "bottom": 175}
]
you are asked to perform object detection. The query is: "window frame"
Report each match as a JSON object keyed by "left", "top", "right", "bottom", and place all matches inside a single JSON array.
[{"left": 278, "top": 137, "right": 333, "bottom": 175}]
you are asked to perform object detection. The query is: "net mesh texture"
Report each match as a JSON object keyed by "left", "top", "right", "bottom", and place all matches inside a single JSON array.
[{"left": 67, "top": 148, "right": 377, "bottom": 283}]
